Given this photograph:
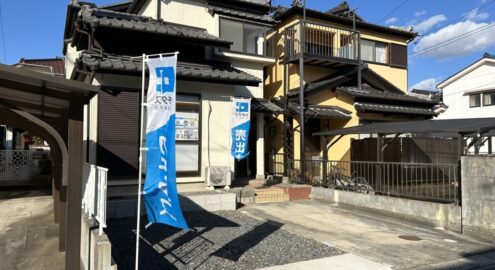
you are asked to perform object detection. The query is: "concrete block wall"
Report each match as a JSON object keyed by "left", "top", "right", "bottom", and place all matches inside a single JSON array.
[
  {"left": 311, "top": 187, "right": 462, "bottom": 232},
  {"left": 462, "top": 156, "right": 495, "bottom": 240}
]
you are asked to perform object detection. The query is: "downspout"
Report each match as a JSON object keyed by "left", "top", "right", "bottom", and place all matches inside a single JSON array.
[{"left": 157, "top": 0, "right": 161, "bottom": 19}]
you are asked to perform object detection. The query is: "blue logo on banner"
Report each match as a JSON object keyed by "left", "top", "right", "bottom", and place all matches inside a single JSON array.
[
  {"left": 231, "top": 120, "right": 250, "bottom": 160},
  {"left": 144, "top": 115, "right": 188, "bottom": 230},
  {"left": 155, "top": 67, "right": 175, "bottom": 93},
  {"left": 235, "top": 102, "right": 249, "bottom": 113}
]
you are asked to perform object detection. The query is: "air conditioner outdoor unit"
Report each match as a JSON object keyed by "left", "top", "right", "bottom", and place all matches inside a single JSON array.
[{"left": 206, "top": 166, "right": 231, "bottom": 190}]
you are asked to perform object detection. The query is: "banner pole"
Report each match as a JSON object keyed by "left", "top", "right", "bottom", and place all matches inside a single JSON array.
[{"left": 135, "top": 53, "right": 146, "bottom": 270}]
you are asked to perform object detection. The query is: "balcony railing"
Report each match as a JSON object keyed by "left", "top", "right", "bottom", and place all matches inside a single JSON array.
[{"left": 284, "top": 21, "right": 360, "bottom": 65}]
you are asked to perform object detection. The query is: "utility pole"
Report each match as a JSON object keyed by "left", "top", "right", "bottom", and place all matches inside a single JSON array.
[{"left": 299, "top": 0, "right": 306, "bottom": 182}]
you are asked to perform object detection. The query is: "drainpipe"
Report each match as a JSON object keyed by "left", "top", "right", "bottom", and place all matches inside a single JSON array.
[{"left": 157, "top": 0, "right": 161, "bottom": 19}]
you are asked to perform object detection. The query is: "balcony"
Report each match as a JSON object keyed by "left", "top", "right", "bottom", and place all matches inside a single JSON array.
[{"left": 284, "top": 21, "right": 360, "bottom": 67}]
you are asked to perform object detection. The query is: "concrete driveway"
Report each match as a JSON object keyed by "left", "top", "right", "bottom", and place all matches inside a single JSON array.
[
  {"left": 0, "top": 190, "right": 64, "bottom": 270},
  {"left": 242, "top": 200, "right": 495, "bottom": 270}
]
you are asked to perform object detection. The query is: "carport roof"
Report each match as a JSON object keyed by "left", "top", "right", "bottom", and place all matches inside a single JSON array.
[
  {"left": 314, "top": 118, "right": 495, "bottom": 137},
  {"left": 0, "top": 63, "right": 98, "bottom": 120}
]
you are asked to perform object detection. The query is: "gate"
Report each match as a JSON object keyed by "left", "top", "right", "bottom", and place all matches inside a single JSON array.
[{"left": 0, "top": 150, "right": 31, "bottom": 181}]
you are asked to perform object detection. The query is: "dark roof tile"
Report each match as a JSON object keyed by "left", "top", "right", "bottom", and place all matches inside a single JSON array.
[
  {"left": 79, "top": 54, "right": 261, "bottom": 85},
  {"left": 338, "top": 87, "right": 438, "bottom": 105},
  {"left": 79, "top": 7, "right": 231, "bottom": 46},
  {"left": 354, "top": 102, "right": 437, "bottom": 116},
  {"left": 252, "top": 98, "right": 284, "bottom": 114},
  {"left": 208, "top": 5, "right": 277, "bottom": 24}
]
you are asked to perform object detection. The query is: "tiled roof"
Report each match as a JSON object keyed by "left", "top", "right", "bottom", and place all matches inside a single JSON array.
[
  {"left": 337, "top": 87, "right": 438, "bottom": 105},
  {"left": 252, "top": 98, "right": 284, "bottom": 114},
  {"left": 79, "top": 54, "right": 261, "bottom": 85},
  {"left": 78, "top": 6, "right": 231, "bottom": 46},
  {"left": 207, "top": 5, "right": 277, "bottom": 24},
  {"left": 354, "top": 102, "right": 438, "bottom": 116},
  {"left": 287, "top": 66, "right": 360, "bottom": 98},
  {"left": 238, "top": 0, "right": 271, "bottom": 6},
  {"left": 283, "top": 101, "right": 351, "bottom": 119}
]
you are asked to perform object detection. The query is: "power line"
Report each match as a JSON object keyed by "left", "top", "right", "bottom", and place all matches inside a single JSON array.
[
  {"left": 378, "top": 0, "right": 409, "bottom": 23},
  {"left": 0, "top": 0, "right": 6, "bottom": 64},
  {"left": 410, "top": 22, "right": 495, "bottom": 57},
  {"left": 413, "top": 0, "right": 495, "bottom": 42}
]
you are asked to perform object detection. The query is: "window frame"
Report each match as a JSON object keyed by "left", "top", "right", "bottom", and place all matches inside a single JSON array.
[
  {"left": 219, "top": 17, "right": 270, "bottom": 56},
  {"left": 483, "top": 92, "right": 495, "bottom": 107},
  {"left": 176, "top": 94, "right": 202, "bottom": 177},
  {"left": 469, "top": 93, "right": 481, "bottom": 108}
]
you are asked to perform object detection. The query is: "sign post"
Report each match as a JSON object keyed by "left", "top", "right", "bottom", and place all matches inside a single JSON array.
[{"left": 135, "top": 52, "right": 189, "bottom": 270}]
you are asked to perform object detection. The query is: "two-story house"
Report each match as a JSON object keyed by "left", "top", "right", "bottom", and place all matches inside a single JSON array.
[
  {"left": 437, "top": 52, "right": 495, "bottom": 154},
  {"left": 63, "top": 0, "right": 279, "bottom": 192},
  {"left": 264, "top": 2, "right": 440, "bottom": 168}
]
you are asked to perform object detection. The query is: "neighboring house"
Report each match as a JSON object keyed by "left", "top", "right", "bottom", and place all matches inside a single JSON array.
[
  {"left": 63, "top": 0, "right": 278, "bottom": 191},
  {"left": 264, "top": 1, "right": 440, "bottom": 163},
  {"left": 15, "top": 57, "right": 65, "bottom": 77},
  {"left": 437, "top": 52, "right": 495, "bottom": 153}
]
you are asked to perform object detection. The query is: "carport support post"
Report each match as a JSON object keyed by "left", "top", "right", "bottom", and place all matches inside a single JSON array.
[
  {"left": 65, "top": 96, "right": 84, "bottom": 270},
  {"left": 376, "top": 134, "right": 383, "bottom": 190}
]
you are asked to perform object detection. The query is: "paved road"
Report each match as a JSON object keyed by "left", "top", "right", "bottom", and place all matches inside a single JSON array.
[
  {"left": 242, "top": 200, "right": 495, "bottom": 270},
  {"left": 0, "top": 191, "right": 64, "bottom": 270}
]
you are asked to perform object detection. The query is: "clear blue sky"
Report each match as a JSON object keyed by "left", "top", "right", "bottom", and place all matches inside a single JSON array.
[{"left": 1, "top": 0, "right": 494, "bottom": 90}]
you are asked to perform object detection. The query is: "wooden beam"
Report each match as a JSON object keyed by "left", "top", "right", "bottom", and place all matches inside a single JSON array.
[
  {"left": 59, "top": 186, "right": 67, "bottom": 252},
  {"left": 65, "top": 95, "right": 84, "bottom": 270}
]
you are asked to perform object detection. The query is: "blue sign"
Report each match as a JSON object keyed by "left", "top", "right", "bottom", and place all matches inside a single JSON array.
[
  {"left": 144, "top": 56, "right": 188, "bottom": 230},
  {"left": 231, "top": 98, "right": 251, "bottom": 160}
]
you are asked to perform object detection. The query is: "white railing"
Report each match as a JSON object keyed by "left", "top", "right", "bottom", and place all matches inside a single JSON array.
[
  {"left": 0, "top": 150, "right": 31, "bottom": 181},
  {"left": 82, "top": 163, "right": 109, "bottom": 235}
]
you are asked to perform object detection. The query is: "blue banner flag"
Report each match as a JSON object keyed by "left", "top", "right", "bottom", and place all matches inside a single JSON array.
[
  {"left": 231, "top": 98, "right": 251, "bottom": 160},
  {"left": 143, "top": 56, "right": 188, "bottom": 230}
]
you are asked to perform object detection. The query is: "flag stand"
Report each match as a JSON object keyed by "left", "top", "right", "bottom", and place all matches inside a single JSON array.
[{"left": 134, "top": 51, "right": 180, "bottom": 270}]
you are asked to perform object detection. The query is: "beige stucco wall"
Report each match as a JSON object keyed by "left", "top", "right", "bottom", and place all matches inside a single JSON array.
[
  {"left": 93, "top": 73, "right": 237, "bottom": 184},
  {"left": 264, "top": 15, "right": 411, "bottom": 162}
]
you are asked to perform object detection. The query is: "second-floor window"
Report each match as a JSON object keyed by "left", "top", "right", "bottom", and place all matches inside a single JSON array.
[
  {"left": 483, "top": 92, "right": 495, "bottom": 106},
  {"left": 361, "top": 39, "right": 388, "bottom": 64},
  {"left": 220, "top": 18, "right": 269, "bottom": 55},
  {"left": 469, "top": 94, "right": 481, "bottom": 107}
]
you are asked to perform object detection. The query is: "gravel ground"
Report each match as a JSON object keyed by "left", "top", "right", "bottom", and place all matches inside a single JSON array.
[{"left": 106, "top": 210, "right": 343, "bottom": 270}]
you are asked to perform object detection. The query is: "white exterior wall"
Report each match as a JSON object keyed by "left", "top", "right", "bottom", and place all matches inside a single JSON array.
[
  {"left": 438, "top": 61, "right": 495, "bottom": 120},
  {"left": 438, "top": 60, "right": 495, "bottom": 153}
]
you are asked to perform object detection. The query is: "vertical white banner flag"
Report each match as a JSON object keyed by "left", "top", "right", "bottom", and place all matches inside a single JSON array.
[{"left": 144, "top": 55, "right": 188, "bottom": 230}]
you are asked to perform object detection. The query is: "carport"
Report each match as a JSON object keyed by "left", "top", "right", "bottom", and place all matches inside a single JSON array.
[
  {"left": 0, "top": 63, "right": 98, "bottom": 269},
  {"left": 310, "top": 118, "right": 495, "bottom": 204},
  {"left": 314, "top": 117, "right": 495, "bottom": 159}
]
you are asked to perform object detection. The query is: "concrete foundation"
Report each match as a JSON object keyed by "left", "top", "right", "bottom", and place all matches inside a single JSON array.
[
  {"left": 107, "top": 192, "right": 237, "bottom": 219},
  {"left": 311, "top": 187, "right": 462, "bottom": 232}
]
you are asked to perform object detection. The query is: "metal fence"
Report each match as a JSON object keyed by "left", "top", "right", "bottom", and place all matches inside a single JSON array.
[
  {"left": 82, "top": 163, "right": 109, "bottom": 235},
  {"left": 266, "top": 154, "right": 460, "bottom": 204},
  {"left": 266, "top": 153, "right": 285, "bottom": 176},
  {"left": 284, "top": 21, "right": 359, "bottom": 62}
]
